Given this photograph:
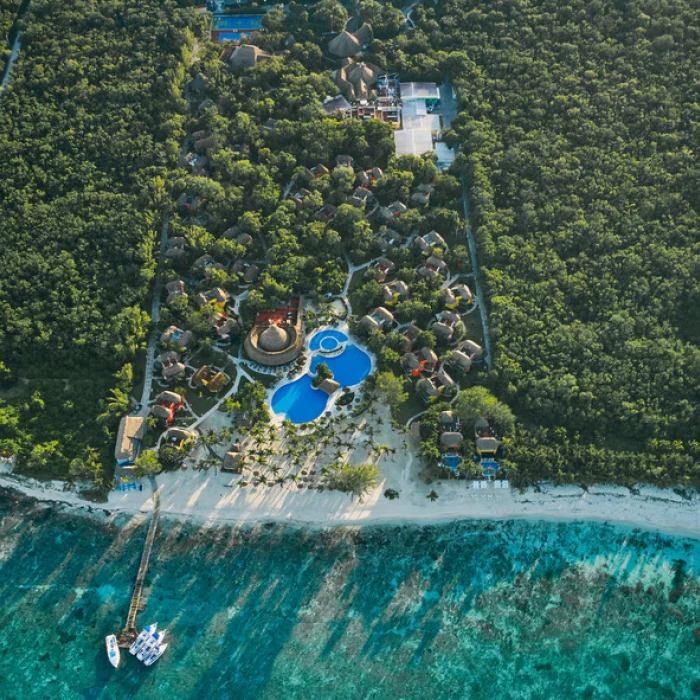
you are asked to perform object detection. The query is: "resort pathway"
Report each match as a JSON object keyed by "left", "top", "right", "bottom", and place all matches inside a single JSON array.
[
  {"left": 0, "top": 0, "right": 31, "bottom": 93},
  {"left": 186, "top": 357, "right": 254, "bottom": 432},
  {"left": 0, "top": 30, "right": 22, "bottom": 91},
  {"left": 341, "top": 253, "right": 377, "bottom": 317},
  {"left": 438, "top": 79, "right": 458, "bottom": 129},
  {"left": 136, "top": 210, "right": 171, "bottom": 416},
  {"left": 460, "top": 175, "right": 493, "bottom": 369},
  {"left": 136, "top": 42, "right": 202, "bottom": 416}
]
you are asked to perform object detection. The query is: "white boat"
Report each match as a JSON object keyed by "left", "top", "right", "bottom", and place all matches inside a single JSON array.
[
  {"left": 105, "top": 634, "right": 120, "bottom": 668},
  {"left": 129, "top": 623, "right": 157, "bottom": 656},
  {"left": 137, "top": 629, "right": 167, "bottom": 662},
  {"left": 144, "top": 643, "right": 168, "bottom": 667}
]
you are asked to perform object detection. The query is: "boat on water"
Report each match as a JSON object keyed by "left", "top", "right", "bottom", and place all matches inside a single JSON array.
[
  {"left": 137, "top": 629, "right": 167, "bottom": 662},
  {"left": 105, "top": 634, "right": 120, "bottom": 668},
  {"left": 129, "top": 623, "right": 157, "bottom": 656},
  {"left": 143, "top": 643, "right": 168, "bottom": 667}
]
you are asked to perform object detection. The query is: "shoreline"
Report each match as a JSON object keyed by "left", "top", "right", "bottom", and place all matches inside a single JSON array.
[{"left": 1, "top": 468, "right": 698, "bottom": 540}]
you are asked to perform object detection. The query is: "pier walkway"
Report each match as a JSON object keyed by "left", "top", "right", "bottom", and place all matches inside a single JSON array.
[{"left": 117, "top": 477, "right": 160, "bottom": 648}]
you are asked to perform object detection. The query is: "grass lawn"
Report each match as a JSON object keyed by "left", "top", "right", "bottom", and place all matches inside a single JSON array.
[
  {"left": 185, "top": 387, "right": 219, "bottom": 416},
  {"left": 131, "top": 347, "right": 146, "bottom": 403},
  {"left": 248, "top": 371, "right": 280, "bottom": 388},
  {"left": 347, "top": 268, "right": 370, "bottom": 316},
  {"left": 461, "top": 307, "right": 484, "bottom": 346},
  {"left": 396, "top": 391, "right": 427, "bottom": 425}
]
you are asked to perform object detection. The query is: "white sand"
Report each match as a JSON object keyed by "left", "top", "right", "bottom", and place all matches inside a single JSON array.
[{"left": 1, "top": 448, "right": 698, "bottom": 538}]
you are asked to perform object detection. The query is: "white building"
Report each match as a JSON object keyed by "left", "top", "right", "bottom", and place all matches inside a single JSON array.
[
  {"left": 394, "top": 81, "right": 453, "bottom": 170},
  {"left": 394, "top": 129, "right": 433, "bottom": 158}
]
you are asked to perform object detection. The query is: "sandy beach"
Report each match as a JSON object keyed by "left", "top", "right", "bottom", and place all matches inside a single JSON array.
[{"left": 1, "top": 458, "right": 698, "bottom": 538}]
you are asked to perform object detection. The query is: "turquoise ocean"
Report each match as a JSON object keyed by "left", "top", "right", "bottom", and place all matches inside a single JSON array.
[{"left": 0, "top": 489, "right": 698, "bottom": 700}]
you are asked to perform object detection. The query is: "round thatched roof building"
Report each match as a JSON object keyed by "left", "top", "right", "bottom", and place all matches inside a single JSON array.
[
  {"left": 259, "top": 325, "right": 290, "bottom": 353},
  {"left": 244, "top": 298, "right": 305, "bottom": 366}
]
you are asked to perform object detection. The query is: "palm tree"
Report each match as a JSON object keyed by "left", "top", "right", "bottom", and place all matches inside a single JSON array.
[
  {"left": 145, "top": 414, "right": 159, "bottom": 431},
  {"left": 275, "top": 475, "right": 286, "bottom": 488},
  {"left": 427, "top": 490, "right": 439, "bottom": 502},
  {"left": 106, "top": 387, "right": 130, "bottom": 415}
]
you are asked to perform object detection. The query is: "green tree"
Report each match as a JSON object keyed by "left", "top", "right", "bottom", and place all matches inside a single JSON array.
[
  {"left": 312, "top": 362, "right": 334, "bottom": 387},
  {"left": 325, "top": 462, "right": 381, "bottom": 499},
  {"left": 134, "top": 450, "right": 162, "bottom": 479},
  {"left": 374, "top": 371, "right": 409, "bottom": 416},
  {"left": 454, "top": 387, "right": 515, "bottom": 436},
  {"left": 69, "top": 448, "right": 105, "bottom": 486},
  {"left": 312, "top": 0, "right": 348, "bottom": 32}
]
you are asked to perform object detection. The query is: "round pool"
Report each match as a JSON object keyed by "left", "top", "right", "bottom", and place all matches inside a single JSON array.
[
  {"left": 320, "top": 336, "right": 340, "bottom": 352},
  {"left": 308, "top": 329, "right": 348, "bottom": 352}
]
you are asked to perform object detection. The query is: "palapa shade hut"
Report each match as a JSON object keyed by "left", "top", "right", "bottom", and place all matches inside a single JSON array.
[
  {"left": 353, "top": 22, "right": 374, "bottom": 47},
  {"left": 440, "top": 432, "right": 463, "bottom": 450},
  {"left": 318, "top": 378, "right": 341, "bottom": 395},
  {"left": 328, "top": 31, "right": 361, "bottom": 58},
  {"left": 258, "top": 325, "right": 291, "bottom": 353},
  {"left": 151, "top": 404, "right": 174, "bottom": 420}
]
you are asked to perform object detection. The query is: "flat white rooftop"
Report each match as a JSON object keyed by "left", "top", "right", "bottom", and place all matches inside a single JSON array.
[
  {"left": 402, "top": 101, "right": 441, "bottom": 131},
  {"left": 399, "top": 82, "right": 440, "bottom": 100},
  {"left": 394, "top": 129, "right": 434, "bottom": 157}
]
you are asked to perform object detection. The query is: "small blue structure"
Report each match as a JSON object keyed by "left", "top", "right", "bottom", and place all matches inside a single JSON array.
[
  {"left": 444, "top": 454, "right": 461, "bottom": 471},
  {"left": 481, "top": 459, "right": 500, "bottom": 477}
]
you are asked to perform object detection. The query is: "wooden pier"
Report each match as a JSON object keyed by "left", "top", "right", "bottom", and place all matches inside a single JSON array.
[{"left": 117, "top": 480, "right": 161, "bottom": 648}]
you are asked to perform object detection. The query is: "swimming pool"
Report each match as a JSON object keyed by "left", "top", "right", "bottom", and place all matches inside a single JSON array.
[
  {"left": 444, "top": 455, "right": 461, "bottom": 470},
  {"left": 270, "top": 375, "right": 329, "bottom": 424},
  {"left": 215, "top": 31, "right": 249, "bottom": 42},
  {"left": 211, "top": 15, "right": 263, "bottom": 30},
  {"left": 271, "top": 330, "right": 372, "bottom": 424},
  {"left": 309, "top": 345, "right": 371, "bottom": 387},
  {"left": 308, "top": 329, "right": 348, "bottom": 353}
]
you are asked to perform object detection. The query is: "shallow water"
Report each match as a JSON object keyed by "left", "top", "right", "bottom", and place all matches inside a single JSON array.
[{"left": 0, "top": 490, "right": 698, "bottom": 699}]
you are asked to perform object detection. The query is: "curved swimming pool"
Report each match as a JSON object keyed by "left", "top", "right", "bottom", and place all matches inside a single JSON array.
[
  {"left": 271, "top": 330, "right": 372, "bottom": 424},
  {"left": 308, "top": 329, "right": 348, "bottom": 352},
  {"left": 309, "top": 345, "right": 371, "bottom": 387},
  {"left": 270, "top": 375, "right": 329, "bottom": 424}
]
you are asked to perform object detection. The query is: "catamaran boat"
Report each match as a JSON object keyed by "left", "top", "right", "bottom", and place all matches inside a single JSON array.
[
  {"left": 143, "top": 643, "right": 168, "bottom": 667},
  {"left": 129, "top": 623, "right": 157, "bottom": 656},
  {"left": 105, "top": 634, "right": 120, "bottom": 668},
  {"left": 137, "top": 629, "right": 167, "bottom": 662}
]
